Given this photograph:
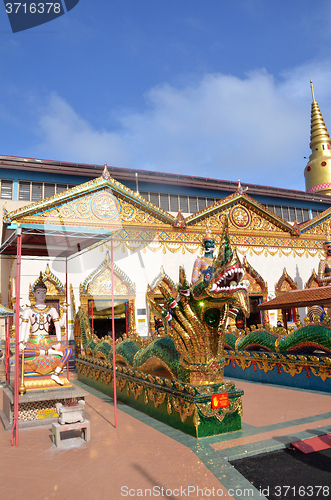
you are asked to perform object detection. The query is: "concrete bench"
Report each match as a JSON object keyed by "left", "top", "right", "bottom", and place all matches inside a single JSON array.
[{"left": 52, "top": 419, "right": 90, "bottom": 447}]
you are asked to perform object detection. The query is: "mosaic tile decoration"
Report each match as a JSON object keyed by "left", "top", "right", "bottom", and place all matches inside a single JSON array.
[
  {"left": 18, "top": 399, "right": 65, "bottom": 421},
  {"left": 18, "top": 397, "right": 80, "bottom": 421}
]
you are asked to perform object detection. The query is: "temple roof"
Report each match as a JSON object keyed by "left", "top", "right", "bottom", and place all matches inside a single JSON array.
[
  {"left": 1, "top": 154, "right": 330, "bottom": 205},
  {"left": 186, "top": 189, "right": 297, "bottom": 235},
  {"left": 258, "top": 286, "right": 331, "bottom": 310},
  {"left": 0, "top": 166, "right": 175, "bottom": 258},
  {"left": 0, "top": 304, "right": 14, "bottom": 316}
]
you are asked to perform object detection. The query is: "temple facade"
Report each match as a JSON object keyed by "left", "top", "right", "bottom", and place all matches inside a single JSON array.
[{"left": 1, "top": 83, "right": 331, "bottom": 339}]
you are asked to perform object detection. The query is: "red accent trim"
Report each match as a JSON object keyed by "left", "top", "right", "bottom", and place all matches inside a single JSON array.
[
  {"left": 11, "top": 232, "right": 21, "bottom": 447},
  {"left": 5, "top": 317, "right": 10, "bottom": 384},
  {"left": 307, "top": 182, "right": 331, "bottom": 193}
]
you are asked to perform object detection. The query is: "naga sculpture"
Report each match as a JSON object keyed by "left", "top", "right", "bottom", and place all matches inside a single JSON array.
[
  {"left": 146, "top": 219, "right": 250, "bottom": 385},
  {"left": 76, "top": 219, "right": 250, "bottom": 437}
]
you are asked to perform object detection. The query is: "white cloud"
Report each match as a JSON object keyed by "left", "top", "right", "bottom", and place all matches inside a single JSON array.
[{"left": 36, "top": 64, "right": 331, "bottom": 191}]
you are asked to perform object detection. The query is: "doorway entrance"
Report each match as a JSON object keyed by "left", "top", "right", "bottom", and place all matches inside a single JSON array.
[
  {"left": 88, "top": 300, "right": 127, "bottom": 340},
  {"left": 246, "top": 296, "right": 263, "bottom": 328}
]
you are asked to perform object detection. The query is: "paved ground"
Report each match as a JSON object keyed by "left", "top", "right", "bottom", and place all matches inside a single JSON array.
[{"left": 1, "top": 359, "right": 331, "bottom": 500}]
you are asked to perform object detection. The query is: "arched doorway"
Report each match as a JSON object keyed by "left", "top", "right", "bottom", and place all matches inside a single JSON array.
[
  {"left": 80, "top": 252, "right": 136, "bottom": 340},
  {"left": 275, "top": 268, "right": 298, "bottom": 326},
  {"left": 241, "top": 256, "right": 268, "bottom": 328},
  {"left": 146, "top": 266, "right": 176, "bottom": 336}
]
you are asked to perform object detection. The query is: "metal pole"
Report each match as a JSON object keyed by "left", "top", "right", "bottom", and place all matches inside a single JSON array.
[
  {"left": 65, "top": 257, "right": 69, "bottom": 379},
  {"left": 11, "top": 228, "right": 22, "bottom": 447},
  {"left": 111, "top": 239, "right": 117, "bottom": 428},
  {"left": 5, "top": 316, "right": 10, "bottom": 384}
]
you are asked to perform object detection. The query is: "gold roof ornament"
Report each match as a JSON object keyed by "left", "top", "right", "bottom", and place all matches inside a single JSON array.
[
  {"left": 323, "top": 227, "right": 331, "bottom": 246},
  {"left": 305, "top": 79, "right": 331, "bottom": 195},
  {"left": 102, "top": 162, "right": 111, "bottom": 180},
  {"left": 202, "top": 222, "right": 214, "bottom": 242}
]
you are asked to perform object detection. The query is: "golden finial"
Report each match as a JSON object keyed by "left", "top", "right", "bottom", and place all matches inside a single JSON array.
[
  {"left": 305, "top": 80, "right": 331, "bottom": 195},
  {"left": 102, "top": 163, "right": 111, "bottom": 180},
  {"left": 105, "top": 251, "right": 110, "bottom": 265},
  {"left": 203, "top": 221, "right": 214, "bottom": 242},
  {"left": 324, "top": 228, "right": 331, "bottom": 245},
  {"left": 310, "top": 78, "right": 316, "bottom": 103},
  {"left": 237, "top": 179, "right": 243, "bottom": 194}
]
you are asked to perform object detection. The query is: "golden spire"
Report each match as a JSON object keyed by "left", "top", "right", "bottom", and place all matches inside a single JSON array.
[
  {"left": 310, "top": 78, "right": 315, "bottom": 103},
  {"left": 309, "top": 81, "right": 331, "bottom": 155},
  {"left": 305, "top": 80, "right": 331, "bottom": 195}
]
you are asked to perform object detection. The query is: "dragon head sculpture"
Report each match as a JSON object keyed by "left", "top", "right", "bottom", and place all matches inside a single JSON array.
[{"left": 190, "top": 218, "right": 250, "bottom": 318}]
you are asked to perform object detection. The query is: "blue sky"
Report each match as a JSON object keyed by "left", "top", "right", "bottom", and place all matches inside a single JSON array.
[{"left": 1, "top": 1, "right": 331, "bottom": 191}]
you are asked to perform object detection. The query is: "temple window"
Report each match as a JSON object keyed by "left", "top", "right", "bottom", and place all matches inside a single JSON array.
[
  {"left": 265, "top": 204, "right": 313, "bottom": 222},
  {"left": 44, "top": 184, "right": 55, "bottom": 197},
  {"left": 179, "top": 195, "right": 189, "bottom": 213},
  {"left": 188, "top": 196, "right": 198, "bottom": 212},
  {"left": 275, "top": 205, "right": 282, "bottom": 217},
  {"left": 160, "top": 193, "right": 169, "bottom": 211},
  {"left": 150, "top": 192, "right": 160, "bottom": 207},
  {"left": 282, "top": 206, "right": 289, "bottom": 220},
  {"left": 312, "top": 208, "right": 322, "bottom": 218},
  {"left": 289, "top": 207, "right": 296, "bottom": 221},
  {"left": 0, "top": 179, "right": 13, "bottom": 200},
  {"left": 169, "top": 194, "right": 179, "bottom": 212},
  {"left": 31, "top": 182, "right": 43, "bottom": 201},
  {"left": 135, "top": 190, "right": 218, "bottom": 213},
  {"left": 56, "top": 184, "right": 67, "bottom": 193},
  {"left": 19, "top": 181, "right": 30, "bottom": 201},
  {"left": 18, "top": 181, "right": 75, "bottom": 201}
]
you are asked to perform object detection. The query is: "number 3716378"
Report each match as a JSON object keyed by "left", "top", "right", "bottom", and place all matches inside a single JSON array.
[{"left": 6, "top": 3, "right": 62, "bottom": 14}]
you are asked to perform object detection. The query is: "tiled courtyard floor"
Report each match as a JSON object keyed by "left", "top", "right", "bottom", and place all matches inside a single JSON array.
[{"left": 1, "top": 361, "right": 331, "bottom": 500}]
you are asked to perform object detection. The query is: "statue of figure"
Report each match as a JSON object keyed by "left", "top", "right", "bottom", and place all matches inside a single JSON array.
[
  {"left": 19, "top": 273, "right": 72, "bottom": 386},
  {"left": 191, "top": 229, "right": 215, "bottom": 284},
  {"left": 318, "top": 237, "right": 331, "bottom": 286}
]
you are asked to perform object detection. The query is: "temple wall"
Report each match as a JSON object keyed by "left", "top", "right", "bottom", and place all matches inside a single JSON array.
[
  {"left": 10, "top": 237, "right": 322, "bottom": 341},
  {"left": 3, "top": 177, "right": 330, "bottom": 339}
]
